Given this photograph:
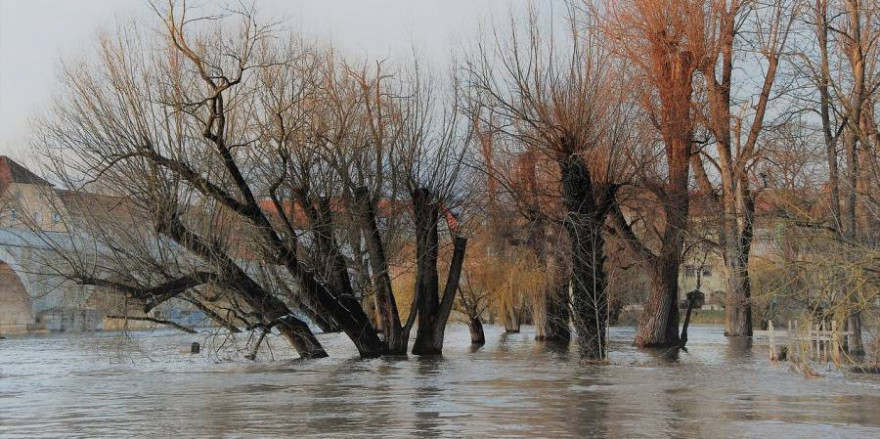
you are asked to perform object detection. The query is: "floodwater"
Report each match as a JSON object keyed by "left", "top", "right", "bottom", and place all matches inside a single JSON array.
[{"left": 1, "top": 325, "right": 879, "bottom": 438}]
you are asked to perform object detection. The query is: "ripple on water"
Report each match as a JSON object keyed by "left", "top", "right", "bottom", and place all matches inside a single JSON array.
[{"left": 0, "top": 325, "right": 879, "bottom": 438}]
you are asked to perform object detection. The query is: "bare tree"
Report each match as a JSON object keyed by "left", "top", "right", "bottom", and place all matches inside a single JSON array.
[
  {"left": 604, "top": 0, "right": 708, "bottom": 348},
  {"left": 467, "top": 6, "right": 634, "bottom": 359},
  {"left": 690, "top": 0, "right": 797, "bottom": 337}
]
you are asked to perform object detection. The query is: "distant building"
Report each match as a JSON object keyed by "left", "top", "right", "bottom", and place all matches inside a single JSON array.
[
  {"left": 0, "top": 156, "right": 70, "bottom": 232},
  {"left": 0, "top": 157, "right": 205, "bottom": 335}
]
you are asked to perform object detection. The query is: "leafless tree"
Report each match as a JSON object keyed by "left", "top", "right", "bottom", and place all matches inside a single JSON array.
[{"left": 466, "top": 5, "right": 635, "bottom": 359}]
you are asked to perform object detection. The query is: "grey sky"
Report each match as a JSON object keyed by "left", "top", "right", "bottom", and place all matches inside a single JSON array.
[{"left": 0, "top": 0, "right": 523, "bottom": 160}]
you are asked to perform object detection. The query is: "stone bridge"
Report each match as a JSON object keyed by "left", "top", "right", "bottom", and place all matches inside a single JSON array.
[{"left": 0, "top": 228, "right": 102, "bottom": 335}]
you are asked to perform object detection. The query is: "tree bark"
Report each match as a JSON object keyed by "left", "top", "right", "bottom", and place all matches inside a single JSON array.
[
  {"left": 560, "top": 153, "right": 610, "bottom": 359},
  {"left": 410, "top": 188, "right": 467, "bottom": 355},
  {"left": 724, "top": 187, "right": 755, "bottom": 337},
  {"left": 534, "top": 277, "right": 571, "bottom": 342},
  {"left": 468, "top": 316, "right": 486, "bottom": 345},
  {"left": 635, "top": 132, "right": 690, "bottom": 348},
  {"left": 533, "top": 224, "right": 571, "bottom": 342},
  {"left": 637, "top": 258, "right": 682, "bottom": 348},
  {"left": 353, "top": 187, "right": 407, "bottom": 354},
  {"left": 157, "top": 213, "right": 329, "bottom": 359}
]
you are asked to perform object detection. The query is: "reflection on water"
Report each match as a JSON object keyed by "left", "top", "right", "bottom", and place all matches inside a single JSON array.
[{"left": 1, "top": 325, "right": 879, "bottom": 438}]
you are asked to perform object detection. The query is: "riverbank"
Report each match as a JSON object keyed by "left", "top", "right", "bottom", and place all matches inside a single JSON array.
[{"left": 617, "top": 309, "right": 726, "bottom": 326}]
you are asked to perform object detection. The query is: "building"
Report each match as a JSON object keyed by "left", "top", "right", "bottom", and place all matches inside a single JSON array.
[{"left": 0, "top": 157, "right": 206, "bottom": 335}]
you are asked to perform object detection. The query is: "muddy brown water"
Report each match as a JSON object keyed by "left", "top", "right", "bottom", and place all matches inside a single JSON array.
[{"left": 1, "top": 325, "right": 879, "bottom": 438}]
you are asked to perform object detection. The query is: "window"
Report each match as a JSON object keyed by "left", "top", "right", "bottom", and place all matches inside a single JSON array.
[
  {"left": 685, "top": 265, "right": 696, "bottom": 277},
  {"left": 702, "top": 267, "right": 712, "bottom": 277},
  {"left": 33, "top": 211, "right": 42, "bottom": 224},
  {"left": 10, "top": 209, "right": 16, "bottom": 221},
  {"left": 52, "top": 213, "right": 61, "bottom": 224}
]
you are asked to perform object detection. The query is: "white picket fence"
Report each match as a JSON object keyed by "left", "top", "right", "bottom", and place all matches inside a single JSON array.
[{"left": 765, "top": 320, "right": 854, "bottom": 365}]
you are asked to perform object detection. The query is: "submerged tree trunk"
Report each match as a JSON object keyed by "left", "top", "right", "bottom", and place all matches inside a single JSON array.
[
  {"left": 560, "top": 154, "right": 611, "bottom": 359},
  {"left": 637, "top": 259, "right": 682, "bottom": 348},
  {"left": 353, "top": 187, "right": 407, "bottom": 354},
  {"left": 468, "top": 316, "right": 486, "bottom": 345},
  {"left": 410, "top": 188, "right": 467, "bottom": 356},
  {"left": 724, "top": 252, "right": 753, "bottom": 337},
  {"left": 532, "top": 220, "right": 571, "bottom": 342},
  {"left": 680, "top": 294, "right": 697, "bottom": 346},
  {"left": 725, "top": 188, "right": 755, "bottom": 337},
  {"left": 273, "top": 314, "right": 328, "bottom": 359},
  {"left": 534, "top": 277, "right": 571, "bottom": 342},
  {"left": 502, "top": 304, "right": 522, "bottom": 333},
  {"left": 635, "top": 96, "right": 692, "bottom": 348}
]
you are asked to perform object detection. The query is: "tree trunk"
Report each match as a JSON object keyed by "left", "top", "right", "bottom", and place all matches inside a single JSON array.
[
  {"left": 353, "top": 187, "right": 407, "bottom": 354},
  {"left": 468, "top": 316, "right": 486, "bottom": 345},
  {"left": 848, "top": 311, "right": 866, "bottom": 357},
  {"left": 534, "top": 277, "right": 571, "bottom": 342},
  {"left": 410, "top": 188, "right": 441, "bottom": 355},
  {"left": 636, "top": 259, "right": 681, "bottom": 348},
  {"left": 158, "top": 214, "right": 329, "bottom": 359},
  {"left": 635, "top": 116, "right": 690, "bottom": 348},
  {"left": 724, "top": 189, "right": 755, "bottom": 337},
  {"left": 724, "top": 252, "right": 753, "bottom": 336},
  {"left": 502, "top": 304, "right": 521, "bottom": 333},
  {"left": 274, "top": 314, "right": 328, "bottom": 359},
  {"left": 410, "top": 189, "right": 467, "bottom": 356},
  {"left": 532, "top": 220, "right": 571, "bottom": 342},
  {"left": 560, "top": 154, "right": 610, "bottom": 359},
  {"left": 680, "top": 293, "right": 698, "bottom": 346},
  {"left": 632, "top": 28, "right": 694, "bottom": 346}
]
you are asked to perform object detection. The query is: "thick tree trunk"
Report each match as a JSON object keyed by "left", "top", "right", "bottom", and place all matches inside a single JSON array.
[
  {"left": 468, "top": 316, "right": 486, "bottom": 345},
  {"left": 502, "top": 305, "right": 522, "bottom": 333},
  {"left": 353, "top": 187, "right": 407, "bottom": 353},
  {"left": 410, "top": 189, "right": 467, "bottom": 356},
  {"left": 560, "top": 156, "right": 608, "bottom": 360},
  {"left": 636, "top": 259, "right": 681, "bottom": 348},
  {"left": 848, "top": 311, "right": 866, "bottom": 357},
  {"left": 559, "top": 154, "right": 614, "bottom": 359},
  {"left": 570, "top": 235, "right": 607, "bottom": 359},
  {"left": 724, "top": 257, "right": 753, "bottom": 336},
  {"left": 296, "top": 272, "right": 385, "bottom": 357},
  {"left": 635, "top": 127, "right": 690, "bottom": 348},
  {"left": 534, "top": 278, "right": 571, "bottom": 342},
  {"left": 411, "top": 188, "right": 442, "bottom": 355},
  {"left": 274, "top": 314, "right": 328, "bottom": 359}
]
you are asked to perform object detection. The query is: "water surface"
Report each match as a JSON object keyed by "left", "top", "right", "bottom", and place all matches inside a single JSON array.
[{"left": 1, "top": 325, "right": 879, "bottom": 438}]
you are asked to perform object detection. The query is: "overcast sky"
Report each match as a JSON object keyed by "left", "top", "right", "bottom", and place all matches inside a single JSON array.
[{"left": 0, "top": 0, "right": 526, "bottom": 161}]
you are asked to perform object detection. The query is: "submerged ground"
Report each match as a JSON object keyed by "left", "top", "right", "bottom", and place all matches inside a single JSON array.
[{"left": 1, "top": 324, "right": 879, "bottom": 438}]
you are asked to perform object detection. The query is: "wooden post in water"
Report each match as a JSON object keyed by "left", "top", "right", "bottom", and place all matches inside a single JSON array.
[
  {"left": 807, "top": 323, "right": 819, "bottom": 359},
  {"left": 769, "top": 320, "right": 776, "bottom": 361},
  {"left": 831, "top": 320, "right": 841, "bottom": 366}
]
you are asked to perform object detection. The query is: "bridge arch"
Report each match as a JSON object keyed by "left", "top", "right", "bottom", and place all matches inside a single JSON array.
[{"left": 0, "top": 250, "right": 34, "bottom": 335}]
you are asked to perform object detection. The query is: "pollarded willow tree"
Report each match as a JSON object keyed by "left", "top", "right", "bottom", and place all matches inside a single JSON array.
[
  {"left": 603, "top": 0, "right": 709, "bottom": 348},
  {"left": 466, "top": 6, "right": 636, "bottom": 359},
  {"left": 35, "top": 1, "right": 469, "bottom": 359}
]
